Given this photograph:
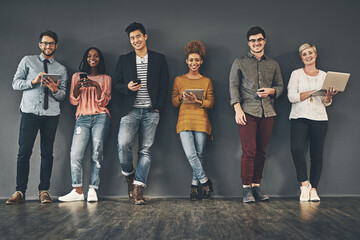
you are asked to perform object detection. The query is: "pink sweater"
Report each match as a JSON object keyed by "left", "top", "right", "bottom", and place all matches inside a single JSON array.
[{"left": 70, "top": 72, "right": 112, "bottom": 119}]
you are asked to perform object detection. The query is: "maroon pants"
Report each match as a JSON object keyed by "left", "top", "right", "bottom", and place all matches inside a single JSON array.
[{"left": 238, "top": 113, "right": 274, "bottom": 185}]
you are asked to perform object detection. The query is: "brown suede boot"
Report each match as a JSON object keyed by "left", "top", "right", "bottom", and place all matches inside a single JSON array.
[
  {"left": 125, "top": 173, "right": 135, "bottom": 199},
  {"left": 39, "top": 190, "right": 52, "bottom": 203},
  {"left": 133, "top": 185, "right": 146, "bottom": 205}
]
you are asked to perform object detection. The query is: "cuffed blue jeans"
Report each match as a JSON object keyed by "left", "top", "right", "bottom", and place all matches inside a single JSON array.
[
  {"left": 70, "top": 113, "right": 110, "bottom": 189},
  {"left": 117, "top": 108, "right": 160, "bottom": 186},
  {"left": 16, "top": 111, "right": 59, "bottom": 194},
  {"left": 179, "top": 131, "right": 208, "bottom": 186}
]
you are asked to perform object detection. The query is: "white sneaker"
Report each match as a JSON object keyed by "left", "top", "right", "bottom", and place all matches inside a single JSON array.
[
  {"left": 299, "top": 184, "right": 311, "bottom": 202},
  {"left": 87, "top": 188, "right": 98, "bottom": 202},
  {"left": 310, "top": 189, "right": 320, "bottom": 202},
  {"left": 58, "top": 189, "right": 84, "bottom": 202}
]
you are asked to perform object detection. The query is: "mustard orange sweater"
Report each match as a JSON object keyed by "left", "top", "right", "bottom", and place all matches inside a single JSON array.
[{"left": 172, "top": 75, "right": 214, "bottom": 136}]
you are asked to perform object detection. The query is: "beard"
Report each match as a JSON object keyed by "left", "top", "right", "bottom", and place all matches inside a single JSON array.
[{"left": 42, "top": 48, "right": 56, "bottom": 57}]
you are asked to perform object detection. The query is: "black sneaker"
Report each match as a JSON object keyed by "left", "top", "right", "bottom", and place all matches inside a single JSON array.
[
  {"left": 242, "top": 187, "right": 255, "bottom": 203},
  {"left": 252, "top": 186, "right": 269, "bottom": 201}
]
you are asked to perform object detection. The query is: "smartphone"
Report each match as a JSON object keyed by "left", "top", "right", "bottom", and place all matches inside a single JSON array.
[
  {"left": 79, "top": 73, "right": 88, "bottom": 79},
  {"left": 257, "top": 89, "right": 265, "bottom": 92},
  {"left": 133, "top": 79, "right": 141, "bottom": 85}
]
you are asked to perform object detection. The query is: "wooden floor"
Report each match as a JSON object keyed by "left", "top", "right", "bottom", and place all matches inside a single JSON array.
[{"left": 1, "top": 197, "right": 359, "bottom": 240}]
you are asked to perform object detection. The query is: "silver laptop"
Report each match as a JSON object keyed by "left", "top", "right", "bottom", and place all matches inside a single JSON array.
[{"left": 311, "top": 71, "right": 350, "bottom": 96}]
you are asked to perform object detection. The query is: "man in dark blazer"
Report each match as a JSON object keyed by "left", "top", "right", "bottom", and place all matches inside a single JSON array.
[{"left": 113, "top": 22, "right": 169, "bottom": 205}]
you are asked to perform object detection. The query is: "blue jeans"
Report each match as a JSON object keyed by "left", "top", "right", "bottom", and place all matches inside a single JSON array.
[
  {"left": 70, "top": 113, "right": 110, "bottom": 189},
  {"left": 179, "top": 131, "right": 208, "bottom": 186},
  {"left": 16, "top": 111, "right": 59, "bottom": 193},
  {"left": 117, "top": 108, "right": 160, "bottom": 186}
]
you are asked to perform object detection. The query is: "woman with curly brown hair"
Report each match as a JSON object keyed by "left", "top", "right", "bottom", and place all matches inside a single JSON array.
[{"left": 172, "top": 40, "right": 215, "bottom": 200}]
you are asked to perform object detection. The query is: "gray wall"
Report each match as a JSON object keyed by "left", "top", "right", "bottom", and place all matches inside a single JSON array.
[{"left": 1, "top": 0, "right": 359, "bottom": 199}]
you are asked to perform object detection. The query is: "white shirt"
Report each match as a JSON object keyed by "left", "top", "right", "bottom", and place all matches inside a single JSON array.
[{"left": 287, "top": 68, "right": 331, "bottom": 121}]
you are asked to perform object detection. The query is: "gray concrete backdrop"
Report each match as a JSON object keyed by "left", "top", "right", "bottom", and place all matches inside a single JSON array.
[{"left": 1, "top": 0, "right": 359, "bottom": 199}]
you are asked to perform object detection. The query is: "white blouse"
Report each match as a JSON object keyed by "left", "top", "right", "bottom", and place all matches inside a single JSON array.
[{"left": 287, "top": 68, "right": 331, "bottom": 121}]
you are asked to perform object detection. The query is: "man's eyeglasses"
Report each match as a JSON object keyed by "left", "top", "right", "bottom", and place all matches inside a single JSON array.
[
  {"left": 248, "top": 38, "right": 265, "bottom": 43},
  {"left": 40, "top": 42, "right": 56, "bottom": 47}
]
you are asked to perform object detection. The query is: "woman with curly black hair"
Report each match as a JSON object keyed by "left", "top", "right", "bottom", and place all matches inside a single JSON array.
[{"left": 172, "top": 40, "right": 215, "bottom": 200}]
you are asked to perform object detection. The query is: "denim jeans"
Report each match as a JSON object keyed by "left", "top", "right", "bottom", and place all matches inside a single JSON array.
[
  {"left": 179, "top": 131, "right": 208, "bottom": 186},
  {"left": 117, "top": 108, "right": 160, "bottom": 186},
  {"left": 70, "top": 113, "right": 110, "bottom": 189},
  {"left": 16, "top": 111, "right": 59, "bottom": 193}
]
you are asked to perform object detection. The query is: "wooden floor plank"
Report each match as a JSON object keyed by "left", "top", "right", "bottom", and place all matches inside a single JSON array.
[{"left": 1, "top": 197, "right": 359, "bottom": 240}]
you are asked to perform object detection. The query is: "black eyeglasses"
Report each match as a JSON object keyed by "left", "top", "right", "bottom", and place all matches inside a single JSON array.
[
  {"left": 248, "top": 38, "right": 265, "bottom": 43},
  {"left": 40, "top": 42, "right": 56, "bottom": 47}
]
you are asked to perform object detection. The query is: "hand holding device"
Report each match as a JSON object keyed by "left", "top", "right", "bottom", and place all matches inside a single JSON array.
[
  {"left": 128, "top": 79, "right": 143, "bottom": 92},
  {"left": 133, "top": 79, "right": 141, "bottom": 85}
]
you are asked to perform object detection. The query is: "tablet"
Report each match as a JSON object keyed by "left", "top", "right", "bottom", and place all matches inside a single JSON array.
[
  {"left": 311, "top": 71, "right": 350, "bottom": 96},
  {"left": 184, "top": 89, "right": 204, "bottom": 104},
  {"left": 42, "top": 74, "right": 61, "bottom": 84}
]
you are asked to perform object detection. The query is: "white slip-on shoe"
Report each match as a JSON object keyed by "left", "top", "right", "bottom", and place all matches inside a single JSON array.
[
  {"left": 310, "top": 189, "right": 320, "bottom": 202},
  {"left": 58, "top": 189, "right": 84, "bottom": 202},
  {"left": 87, "top": 188, "right": 98, "bottom": 202},
  {"left": 299, "top": 184, "right": 311, "bottom": 202}
]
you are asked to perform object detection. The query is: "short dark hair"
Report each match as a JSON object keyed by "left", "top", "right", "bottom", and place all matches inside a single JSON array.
[
  {"left": 39, "top": 30, "right": 58, "bottom": 43},
  {"left": 246, "top": 26, "right": 266, "bottom": 40},
  {"left": 79, "top": 47, "right": 106, "bottom": 74},
  {"left": 125, "top": 22, "right": 146, "bottom": 36}
]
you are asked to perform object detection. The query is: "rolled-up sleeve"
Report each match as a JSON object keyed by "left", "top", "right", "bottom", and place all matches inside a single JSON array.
[
  {"left": 322, "top": 97, "right": 332, "bottom": 107},
  {"left": 229, "top": 58, "right": 241, "bottom": 106}
]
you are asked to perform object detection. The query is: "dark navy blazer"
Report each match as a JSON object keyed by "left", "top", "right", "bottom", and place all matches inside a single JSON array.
[{"left": 113, "top": 50, "right": 169, "bottom": 117}]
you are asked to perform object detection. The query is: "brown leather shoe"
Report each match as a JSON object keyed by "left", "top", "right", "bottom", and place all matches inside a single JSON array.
[
  {"left": 125, "top": 173, "right": 135, "bottom": 199},
  {"left": 39, "top": 191, "right": 52, "bottom": 203},
  {"left": 6, "top": 191, "right": 25, "bottom": 205},
  {"left": 133, "top": 185, "right": 146, "bottom": 205}
]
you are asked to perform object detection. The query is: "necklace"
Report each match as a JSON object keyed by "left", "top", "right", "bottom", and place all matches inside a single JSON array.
[{"left": 304, "top": 69, "right": 319, "bottom": 103}]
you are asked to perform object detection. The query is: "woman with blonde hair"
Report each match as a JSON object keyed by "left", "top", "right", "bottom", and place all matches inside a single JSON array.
[
  {"left": 172, "top": 40, "right": 215, "bottom": 200},
  {"left": 288, "top": 43, "right": 337, "bottom": 202}
]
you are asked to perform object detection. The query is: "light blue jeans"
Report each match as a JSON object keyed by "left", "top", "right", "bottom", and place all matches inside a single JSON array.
[
  {"left": 117, "top": 108, "right": 160, "bottom": 186},
  {"left": 70, "top": 113, "right": 110, "bottom": 189},
  {"left": 179, "top": 131, "right": 208, "bottom": 186}
]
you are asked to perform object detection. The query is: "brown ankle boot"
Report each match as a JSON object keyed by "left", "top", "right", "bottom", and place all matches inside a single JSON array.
[
  {"left": 201, "top": 179, "right": 214, "bottom": 200},
  {"left": 133, "top": 185, "right": 146, "bottom": 205},
  {"left": 125, "top": 173, "right": 135, "bottom": 199}
]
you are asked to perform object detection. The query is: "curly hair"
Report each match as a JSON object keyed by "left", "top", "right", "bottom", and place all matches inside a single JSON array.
[{"left": 184, "top": 40, "right": 206, "bottom": 59}]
